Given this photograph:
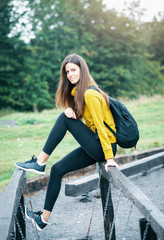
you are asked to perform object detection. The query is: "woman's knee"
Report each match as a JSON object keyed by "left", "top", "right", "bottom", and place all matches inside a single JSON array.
[
  {"left": 50, "top": 162, "right": 62, "bottom": 176},
  {"left": 57, "top": 112, "right": 66, "bottom": 122},
  {"left": 56, "top": 112, "right": 73, "bottom": 127}
]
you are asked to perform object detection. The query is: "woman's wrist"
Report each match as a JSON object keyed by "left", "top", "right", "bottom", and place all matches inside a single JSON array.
[
  {"left": 106, "top": 158, "right": 114, "bottom": 162},
  {"left": 105, "top": 158, "right": 119, "bottom": 171}
]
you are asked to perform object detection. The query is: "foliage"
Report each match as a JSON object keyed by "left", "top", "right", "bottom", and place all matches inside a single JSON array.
[
  {"left": 0, "top": 0, "right": 25, "bottom": 109},
  {"left": 0, "top": 0, "right": 54, "bottom": 111},
  {"left": 0, "top": 0, "right": 164, "bottom": 111},
  {"left": 21, "top": 46, "right": 54, "bottom": 111},
  {"left": 149, "top": 16, "right": 164, "bottom": 67}
]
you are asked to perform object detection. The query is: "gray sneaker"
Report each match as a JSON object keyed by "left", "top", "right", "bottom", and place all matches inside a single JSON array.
[
  {"left": 25, "top": 206, "right": 47, "bottom": 231},
  {"left": 15, "top": 155, "right": 45, "bottom": 174}
]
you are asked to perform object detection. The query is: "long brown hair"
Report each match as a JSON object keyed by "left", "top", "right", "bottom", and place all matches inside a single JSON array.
[{"left": 55, "top": 53, "right": 109, "bottom": 119}]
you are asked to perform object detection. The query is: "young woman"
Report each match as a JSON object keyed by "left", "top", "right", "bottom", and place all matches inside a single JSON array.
[{"left": 15, "top": 53, "right": 119, "bottom": 230}]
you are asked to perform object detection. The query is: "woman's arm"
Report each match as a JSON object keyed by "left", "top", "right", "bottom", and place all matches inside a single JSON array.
[{"left": 84, "top": 90, "right": 114, "bottom": 159}]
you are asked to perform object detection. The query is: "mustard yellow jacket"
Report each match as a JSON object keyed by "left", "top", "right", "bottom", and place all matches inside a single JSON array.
[{"left": 71, "top": 86, "right": 117, "bottom": 159}]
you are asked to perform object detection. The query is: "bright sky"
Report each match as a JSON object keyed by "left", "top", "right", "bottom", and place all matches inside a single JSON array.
[
  {"left": 103, "top": 0, "right": 164, "bottom": 21},
  {"left": 12, "top": 0, "right": 164, "bottom": 42}
]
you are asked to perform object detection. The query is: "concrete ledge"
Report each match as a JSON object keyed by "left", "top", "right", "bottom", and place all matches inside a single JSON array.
[
  {"left": 120, "top": 151, "right": 164, "bottom": 176},
  {"left": 0, "top": 169, "right": 26, "bottom": 240},
  {"left": 115, "top": 146, "right": 164, "bottom": 164},
  {"left": 65, "top": 173, "right": 99, "bottom": 197}
]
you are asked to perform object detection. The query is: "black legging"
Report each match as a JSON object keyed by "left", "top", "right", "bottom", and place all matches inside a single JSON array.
[{"left": 43, "top": 113, "right": 117, "bottom": 211}]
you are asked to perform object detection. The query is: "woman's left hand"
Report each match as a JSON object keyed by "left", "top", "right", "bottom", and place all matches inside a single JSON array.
[
  {"left": 64, "top": 108, "right": 77, "bottom": 119},
  {"left": 105, "top": 159, "right": 119, "bottom": 172}
]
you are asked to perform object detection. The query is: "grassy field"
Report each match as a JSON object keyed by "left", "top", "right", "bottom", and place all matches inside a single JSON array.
[{"left": 0, "top": 95, "right": 164, "bottom": 190}]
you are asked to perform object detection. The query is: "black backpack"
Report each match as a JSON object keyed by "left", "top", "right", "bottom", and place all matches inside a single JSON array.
[{"left": 87, "top": 86, "right": 139, "bottom": 148}]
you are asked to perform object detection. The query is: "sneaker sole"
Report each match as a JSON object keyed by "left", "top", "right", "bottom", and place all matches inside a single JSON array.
[
  {"left": 25, "top": 206, "right": 42, "bottom": 231},
  {"left": 15, "top": 163, "right": 45, "bottom": 175},
  {"left": 32, "top": 219, "right": 43, "bottom": 231},
  {"left": 25, "top": 206, "right": 30, "bottom": 220}
]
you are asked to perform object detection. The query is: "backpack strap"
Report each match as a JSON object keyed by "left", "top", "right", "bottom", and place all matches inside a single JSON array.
[
  {"left": 104, "top": 121, "right": 116, "bottom": 137},
  {"left": 87, "top": 85, "right": 116, "bottom": 137},
  {"left": 87, "top": 85, "right": 100, "bottom": 92}
]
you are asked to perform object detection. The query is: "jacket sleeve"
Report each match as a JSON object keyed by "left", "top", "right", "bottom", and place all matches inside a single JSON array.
[{"left": 84, "top": 90, "right": 114, "bottom": 159}]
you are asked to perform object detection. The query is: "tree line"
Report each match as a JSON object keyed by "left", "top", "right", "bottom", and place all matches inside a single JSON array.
[{"left": 0, "top": 0, "right": 164, "bottom": 111}]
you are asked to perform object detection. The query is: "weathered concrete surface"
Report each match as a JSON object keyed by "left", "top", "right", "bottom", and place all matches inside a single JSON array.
[
  {"left": 0, "top": 120, "right": 16, "bottom": 127},
  {"left": 25, "top": 166, "right": 164, "bottom": 240},
  {"left": 0, "top": 169, "right": 26, "bottom": 240}
]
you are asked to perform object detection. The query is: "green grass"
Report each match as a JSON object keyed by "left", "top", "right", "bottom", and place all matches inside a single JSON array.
[{"left": 0, "top": 96, "right": 164, "bottom": 190}]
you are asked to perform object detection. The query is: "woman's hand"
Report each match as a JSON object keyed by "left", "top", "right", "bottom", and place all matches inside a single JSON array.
[
  {"left": 105, "top": 159, "right": 119, "bottom": 172},
  {"left": 64, "top": 108, "right": 77, "bottom": 119}
]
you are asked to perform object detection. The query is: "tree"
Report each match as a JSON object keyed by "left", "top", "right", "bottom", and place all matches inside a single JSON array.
[
  {"left": 22, "top": 46, "right": 54, "bottom": 111},
  {"left": 0, "top": 0, "right": 26, "bottom": 109},
  {"left": 1, "top": 0, "right": 163, "bottom": 111},
  {"left": 28, "top": 0, "right": 164, "bottom": 98},
  {"left": 149, "top": 15, "right": 164, "bottom": 66}
]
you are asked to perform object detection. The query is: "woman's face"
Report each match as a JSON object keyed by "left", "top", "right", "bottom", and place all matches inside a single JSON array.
[{"left": 65, "top": 63, "right": 80, "bottom": 85}]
